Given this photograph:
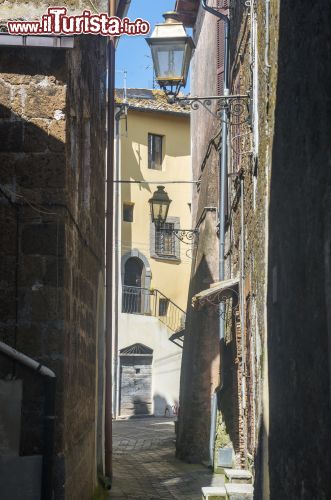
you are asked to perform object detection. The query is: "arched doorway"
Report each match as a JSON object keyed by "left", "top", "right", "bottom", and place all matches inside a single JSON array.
[
  {"left": 121, "top": 251, "right": 152, "bottom": 314},
  {"left": 123, "top": 257, "right": 144, "bottom": 313},
  {"left": 124, "top": 257, "right": 143, "bottom": 287}
]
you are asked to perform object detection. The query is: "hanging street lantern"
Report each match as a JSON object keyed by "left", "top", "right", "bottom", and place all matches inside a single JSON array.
[
  {"left": 146, "top": 11, "right": 195, "bottom": 99},
  {"left": 148, "top": 185, "right": 199, "bottom": 244},
  {"left": 148, "top": 185, "right": 172, "bottom": 227}
]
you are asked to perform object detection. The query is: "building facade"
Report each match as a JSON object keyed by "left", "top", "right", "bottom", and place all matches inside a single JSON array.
[
  {"left": 174, "top": 0, "right": 331, "bottom": 499},
  {"left": 0, "top": 1, "right": 128, "bottom": 498},
  {"left": 113, "top": 89, "right": 192, "bottom": 418}
]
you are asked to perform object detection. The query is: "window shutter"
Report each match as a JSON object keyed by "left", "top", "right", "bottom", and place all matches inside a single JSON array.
[
  {"left": 216, "top": 0, "right": 229, "bottom": 96},
  {"left": 148, "top": 134, "right": 153, "bottom": 169}
]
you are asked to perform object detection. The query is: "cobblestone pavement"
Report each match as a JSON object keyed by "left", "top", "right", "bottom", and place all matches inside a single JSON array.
[{"left": 109, "top": 417, "right": 224, "bottom": 499}]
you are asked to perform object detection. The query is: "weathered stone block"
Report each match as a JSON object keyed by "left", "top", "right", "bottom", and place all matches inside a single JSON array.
[
  {"left": 202, "top": 486, "right": 227, "bottom": 499},
  {"left": 16, "top": 325, "right": 43, "bottom": 358},
  {"left": 0, "top": 217, "right": 16, "bottom": 255},
  {"left": 19, "top": 255, "right": 44, "bottom": 287},
  {"left": 30, "top": 287, "right": 64, "bottom": 321},
  {"left": 44, "top": 257, "right": 64, "bottom": 287},
  {"left": 10, "top": 87, "right": 25, "bottom": 116},
  {"left": 24, "top": 86, "right": 66, "bottom": 119},
  {"left": 8, "top": 153, "right": 66, "bottom": 189},
  {"left": 0, "top": 122, "right": 24, "bottom": 152},
  {"left": 23, "top": 120, "right": 63, "bottom": 153},
  {"left": 0, "top": 289, "right": 16, "bottom": 319},
  {"left": 0, "top": 379, "right": 22, "bottom": 456},
  {"left": 42, "top": 321, "right": 65, "bottom": 354},
  {"left": 21, "top": 223, "right": 64, "bottom": 256},
  {"left": 0, "top": 256, "right": 16, "bottom": 286},
  {"left": 0, "top": 82, "right": 11, "bottom": 118},
  {"left": 48, "top": 120, "right": 66, "bottom": 146},
  {"left": 224, "top": 469, "right": 252, "bottom": 484},
  {"left": 225, "top": 483, "right": 253, "bottom": 500},
  {"left": 0, "top": 73, "right": 46, "bottom": 86}
]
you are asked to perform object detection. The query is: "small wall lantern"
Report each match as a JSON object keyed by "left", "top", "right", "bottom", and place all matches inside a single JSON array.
[
  {"left": 148, "top": 185, "right": 172, "bottom": 227},
  {"left": 146, "top": 11, "right": 195, "bottom": 98}
]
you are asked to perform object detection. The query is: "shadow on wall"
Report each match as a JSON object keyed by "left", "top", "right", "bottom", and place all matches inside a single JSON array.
[
  {"left": 263, "top": 2, "right": 331, "bottom": 499},
  {"left": 177, "top": 250, "right": 220, "bottom": 463},
  {"left": 0, "top": 99, "right": 65, "bottom": 458},
  {"left": 128, "top": 397, "right": 151, "bottom": 418},
  {"left": 127, "top": 396, "right": 178, "bottom": 419},
  {"left": 154, "top": 394, "right": 179, "bottom": 418}
]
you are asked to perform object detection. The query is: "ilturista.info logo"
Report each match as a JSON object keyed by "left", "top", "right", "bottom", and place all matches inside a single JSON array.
[{"left": 7, "top": 8, "right": 150, "bottom": 36}]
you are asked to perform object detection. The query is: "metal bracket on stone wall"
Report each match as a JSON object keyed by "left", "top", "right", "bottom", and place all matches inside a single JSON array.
[{"left": 175, "top": 94, "right": 251, "bottom": 124}]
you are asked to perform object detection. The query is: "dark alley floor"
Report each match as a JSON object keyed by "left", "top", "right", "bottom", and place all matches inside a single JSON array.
[{"left": 109, "top": 417, "right": 224, "bottom": 499}]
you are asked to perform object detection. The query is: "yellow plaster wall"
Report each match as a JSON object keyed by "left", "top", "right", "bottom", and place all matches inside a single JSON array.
[{"left": 120, "top": 109, "right": 191, "bottom": 311}]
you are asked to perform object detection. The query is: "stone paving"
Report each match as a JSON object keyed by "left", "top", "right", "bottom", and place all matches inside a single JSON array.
[{"left": 109, "top": 417, "right": 224, "bottom": 499}]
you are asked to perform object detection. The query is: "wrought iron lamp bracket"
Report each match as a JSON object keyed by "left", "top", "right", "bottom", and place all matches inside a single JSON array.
[
  {"left": 173, "top": 94, "right": 251, "bottom": 124},
  {"left": 158, "top": 227, "right": 199, "bottom": 245}
]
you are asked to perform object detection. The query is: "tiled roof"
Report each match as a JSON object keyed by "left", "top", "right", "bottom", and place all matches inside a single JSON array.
[{"left": 115, "top": 88, "right": 190, "bottom": 116}]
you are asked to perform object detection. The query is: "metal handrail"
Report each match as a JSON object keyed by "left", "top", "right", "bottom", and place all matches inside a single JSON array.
[
  {"left": 154, "top": 288, "right": 186, "bottom": 315},
  {"left": 121, "top": 285, "right": 186, "bottom": 334}
]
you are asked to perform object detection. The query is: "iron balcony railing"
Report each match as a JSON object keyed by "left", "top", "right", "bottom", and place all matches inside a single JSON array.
[{"left": 122, "top": 285, "right": 186, "bottom": 334}]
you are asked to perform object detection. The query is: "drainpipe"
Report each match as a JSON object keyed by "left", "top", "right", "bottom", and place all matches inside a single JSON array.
[
  {"left": 201, "top": 0, "right": 230, "bottom": 467},
  {"left": 0, "top": 341, "right": 56, "bottom": 500},
  {"left": 113, "top": 102, "right": 127, "bottom": 419},
  {"left": 105, "top": 0, "right": 116, "bottom": 483},
  {"left": 240, "top": 175, "right": 247, "bottom": 460}
]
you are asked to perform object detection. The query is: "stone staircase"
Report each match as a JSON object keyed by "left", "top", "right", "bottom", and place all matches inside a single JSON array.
[
  {"left": 202, "top": 468, "right": 253, "bottom": 500},
  {"left": 0, "top": 379, "right": 42, "bottom": 500}
]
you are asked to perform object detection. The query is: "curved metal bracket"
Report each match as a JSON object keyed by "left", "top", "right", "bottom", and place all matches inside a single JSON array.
[
  {"left": 176, "top": 94, "right": 251, "bottom": 124},
  {"left": 158, "top": 228, "right": 199, "bottom": 245}
]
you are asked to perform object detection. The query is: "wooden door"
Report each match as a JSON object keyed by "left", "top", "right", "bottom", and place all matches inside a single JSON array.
[{"left": 119, "top": 355, "right": 152, "bottom": 416}]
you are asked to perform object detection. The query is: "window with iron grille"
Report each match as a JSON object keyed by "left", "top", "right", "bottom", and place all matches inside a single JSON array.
[
  {"left": 155, "top": 223, "right": 176, "bottom": 257},
  {"left": 150, "top": 217, "right": 180, "bottom": 261},
  {"left": 148, "top": 133, "right": 163, "bottom": 170}
]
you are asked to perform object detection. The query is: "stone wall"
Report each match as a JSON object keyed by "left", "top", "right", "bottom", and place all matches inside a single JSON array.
[
  {"left": 176, "top": 4, "right": 221, "bottom": 463},
  {"left": 177, "top": 1, "right": 331, "bottom": 497},
  {"left": 265, "top": 1, "right": 331, "bottom": 498},
  {"left": 0, "top": 35, "right": 107, "bottom": 499}
]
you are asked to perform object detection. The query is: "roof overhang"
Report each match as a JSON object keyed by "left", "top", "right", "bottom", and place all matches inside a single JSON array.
[
  {"left": 0, "top": 34, "right": 74, "bottom": 48},
  {"left": 175, "top": 0, "right": 200, "bottom": 27},
  {"left": 192, "top": 277, "right": 239, "bottom": 310}
]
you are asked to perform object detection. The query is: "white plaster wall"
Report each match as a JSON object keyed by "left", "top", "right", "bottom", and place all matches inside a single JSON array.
[{"left": 118, "top": 313, "right": 182, "bottom": 417}]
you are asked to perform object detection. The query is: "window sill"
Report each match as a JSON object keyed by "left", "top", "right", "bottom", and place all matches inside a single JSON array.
[{"left": 151, "top": 254, "right": 181, "bottom": 263}]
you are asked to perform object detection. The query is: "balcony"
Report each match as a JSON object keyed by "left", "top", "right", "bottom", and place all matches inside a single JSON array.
[{"left": 122, "top": 285, "right": 186, "bottom": 346}]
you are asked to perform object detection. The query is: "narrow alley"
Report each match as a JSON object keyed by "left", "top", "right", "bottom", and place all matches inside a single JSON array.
[
  {"left": 110, "top": 418, "right": 224, "bottom": 499},
  {"left": 0, "top": 0, "right": 330, "bottom": 499}
]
